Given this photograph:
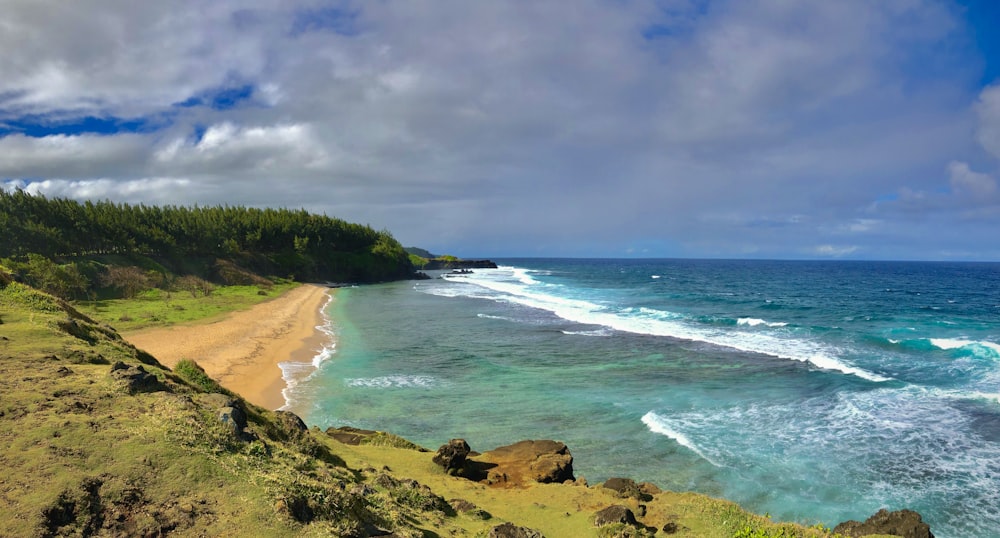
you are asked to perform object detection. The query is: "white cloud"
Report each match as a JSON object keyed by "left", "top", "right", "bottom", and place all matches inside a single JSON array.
[
  {"left": 154, "top": 122, "right": 330, "bottom": 173},
  {"left": 948, "top": 161, "right": 997, "bottom": 197},
  {"left": 976, "top": 84, "right": 1000, "bottom": 160},
  {"left": 0, "top": 0, "right": 994, "bottom": 258},
  {"left": 0, "top": 133, "right": 148, "bottom": 177},
  {"left": 814, "top": 245, "right": 859, "bottom": 257},
  {"left": 4, "top": 177, "right": 194, "bottom": 203}
]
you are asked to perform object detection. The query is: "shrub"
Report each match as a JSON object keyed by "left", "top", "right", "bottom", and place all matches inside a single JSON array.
[
  {"left": 101, "top": 266, "right": 153, "bottom": 299},
  {"left": 175, "top": 275, "right": 215, "bottom": 298},
  {"left": 173, "top": 359, "right": 225, "bottom": 393}
]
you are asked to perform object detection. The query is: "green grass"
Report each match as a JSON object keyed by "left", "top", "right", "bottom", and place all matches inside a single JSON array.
[
  {"left": 1, "top": 279, "right": 881, "bottom": 537},
  {"left": 77, "top": 282, "right": 298, "bottom": 331},
  {"left": 174, "top": 359, "right": 230, "bottom": 394}
]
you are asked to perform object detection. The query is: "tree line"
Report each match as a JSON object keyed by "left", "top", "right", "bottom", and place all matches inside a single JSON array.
[{"left": 0, "top": 189, "right": 414, "bottom": 299}]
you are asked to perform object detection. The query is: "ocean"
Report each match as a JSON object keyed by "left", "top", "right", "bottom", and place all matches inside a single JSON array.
[{"left": 281, "top": 259, "right": 1000, "bottom": 537}]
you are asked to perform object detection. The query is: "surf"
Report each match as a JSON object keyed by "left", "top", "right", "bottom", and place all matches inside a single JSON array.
[{"left": 438, "top": 266, "right": 889, "bottom": 382}]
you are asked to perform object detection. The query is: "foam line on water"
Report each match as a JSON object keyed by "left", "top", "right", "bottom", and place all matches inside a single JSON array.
[
  {"left": 345, "top": 375, "right": 437, "bottom": 388},
  {"left": 280, "top": 289, "right": 338, "bottom": 410},
  {"left": 448, "top": 267, "right": 889, "bottom": 382},
  {"left": 738, "top": 317, "right": 788, "bottom": 328},
  {"left": 929, "top": 338, "right": 1000, "bottom": 357},
  {"left": 642, "top": 411, "right": 722, "bottom": 467}
]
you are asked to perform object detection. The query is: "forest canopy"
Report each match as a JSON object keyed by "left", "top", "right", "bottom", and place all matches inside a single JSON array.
[{"left": 0, "top": 190, "right": 414, "bottom": 299}]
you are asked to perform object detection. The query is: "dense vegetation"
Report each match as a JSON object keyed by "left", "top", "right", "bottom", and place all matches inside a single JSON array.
[{"left": 0, "top": 190, "right": 414, "bottom": 300}]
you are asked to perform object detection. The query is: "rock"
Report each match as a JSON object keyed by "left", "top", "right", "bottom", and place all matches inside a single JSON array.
[
  {"left": 594, "top": 505, "right": 639, "bottom": 527},
  {"left": 477, "top": 440, "right": 574, "bottom": 486},
  {"left": 197, "top": 393, "right": 239, "bottom": 409},
  {"left": 449, "top": 498, "right": 477, "bottom": 512},
  {"left": 218, "top": 406, "right": 247, "bottom": 432},
  {"left": 326, "top": 426, "right": 378, "bottom": 445},
  {"left": 602, "top": 477, "right": 649, "bottom": 500},
  {"left": 433, "top": 439, "right": 471, "bottom": 473},
  {"left": 833, "top": 508, "right": 934, "bottom": 538},
  {"left": 271, "top": 410, "right": 308, "bottom": 440},
  {"left": 488, "top": 522, "right": 544, "bottom": 538},
  {"left": 109, "top": 363, "right": 163, "bottom": 394},
  {"left": 423, "top": 259, "right": 499, "bottom": 270},
  {"left": 449, "top": 499, "right": 492, "bottom": 520},
  {"left": 350, "top": 484, "right": 377, "bottom": 497},
  {"left": 638, "top": 482, "right": 661, "bottom": 496}
]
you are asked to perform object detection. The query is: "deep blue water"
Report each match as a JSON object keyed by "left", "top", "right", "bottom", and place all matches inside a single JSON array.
[{"left": 283, "top": 259, "right": 1000, "bottom": 537}]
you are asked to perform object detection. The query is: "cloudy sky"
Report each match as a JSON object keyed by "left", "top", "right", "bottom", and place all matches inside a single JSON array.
[{"left": 2, "top": 0, "right": 1000, "bottom": 260}]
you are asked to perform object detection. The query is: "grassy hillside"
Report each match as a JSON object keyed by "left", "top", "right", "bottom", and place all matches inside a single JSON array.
[{"left": 1, "top": 272, "right": 891, "bottom": 537}]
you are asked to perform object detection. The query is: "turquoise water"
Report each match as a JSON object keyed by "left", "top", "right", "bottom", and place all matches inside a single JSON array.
[{"left": 283, "top": 259, "right": 1000, "bottom": 537}]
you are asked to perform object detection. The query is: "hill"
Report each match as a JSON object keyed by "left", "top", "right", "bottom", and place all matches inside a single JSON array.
[{"left": 0, "top": 191, "right": 416, "bottom": 304}]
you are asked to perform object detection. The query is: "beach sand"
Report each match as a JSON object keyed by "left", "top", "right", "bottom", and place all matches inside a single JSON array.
[{"left": 123, "top": 284, "right": 332, "bottom": 410}]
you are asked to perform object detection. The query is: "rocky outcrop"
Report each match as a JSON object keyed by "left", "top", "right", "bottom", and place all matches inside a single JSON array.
[
  {"left": 602, "top": 477, "right": 652, "bottom": 501},
  {"left": 423, "top": 259, "right": 498, "bottom": 270},
  {"left": 488, "top": 522, "right": 544, "bottom": 538},
  {"left": 433, "top": 439, "right": 471, "bottom": 474},
  {"left": 475, "top": 440, "right": 574, "bottom": 486},
  {"left": 449, "top": 499, "right": 492, "bottom": 520},
  {"left": 834, "top": 509, "right": 934, "bottom": 538},
  {"left": 594, "top": 505, "right": 639, "bottom": 527},
  {"left": 326, "top": 426, "right": 378, "bottom": 445},
  {"left": 109, "top": 362, "right": 163, "bottom": 394},
  {"left": 325, "top": 426, "right": 427, "bottom": 450},
  {"left": 272, "top": 410, "right": 308, "bottom": 439}
]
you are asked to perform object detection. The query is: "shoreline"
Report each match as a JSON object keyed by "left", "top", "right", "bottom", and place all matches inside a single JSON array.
[{"left": 123, "top": 284, "right": 333, "bottom": 410}]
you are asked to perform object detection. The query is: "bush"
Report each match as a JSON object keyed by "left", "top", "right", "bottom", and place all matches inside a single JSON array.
[
  {"left": 173, "top": 359, "right": 226, "bottom": 393},
  {"left": 101, "top": 266, "right": 153, "bottom": 299},
  {"left": 175, "top": 275, "right": 215, "bottom": 298}
]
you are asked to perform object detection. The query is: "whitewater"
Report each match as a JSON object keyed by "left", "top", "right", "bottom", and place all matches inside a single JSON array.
[{"left": 285, "top": 259, "right": 1000, "bottom": 538}]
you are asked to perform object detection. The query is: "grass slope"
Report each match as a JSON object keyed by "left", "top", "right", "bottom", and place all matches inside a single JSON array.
[{"left": 1, "top": 276, "right": 885, "bottom": 537}]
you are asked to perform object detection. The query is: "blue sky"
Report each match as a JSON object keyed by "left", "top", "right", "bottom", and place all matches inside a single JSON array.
[{"left": 2, "top": 0, "right": 1000, "bottom": 260}]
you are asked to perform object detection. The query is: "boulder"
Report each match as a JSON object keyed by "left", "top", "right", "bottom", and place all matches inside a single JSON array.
[
  {"left": 602, "top": 477, "right": 649, "bottom": 500},
  {"left": 488, "top": 522, "right": 544, "bottom": 538},
  {"left": 271, "top": 410, "right": 308, "bottom": 440},
  {"left": 449, "top": 499, "right": 492, "bottom": 520},
  {"left": 594, "top": 505, "right": 639, "bottom": 527},
  {"left": 477, "top": 440, "right": 573, "bottom": 486},
  {"left": 109, "top": 362, "right": 163, "bottom": 394},
  {"left": 218, "top": 406, "right": 247, "bottom": 433},
  {"left": 433, "top": 439, "right": 471, "bottom": 473},
  {"left": 833, "top": 509, "right": 934, "bottom": 538}
]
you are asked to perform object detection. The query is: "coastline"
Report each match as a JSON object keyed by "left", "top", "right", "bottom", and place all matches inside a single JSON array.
[{"left": 123, "top": 284, "right": 332, "bottom": 410}]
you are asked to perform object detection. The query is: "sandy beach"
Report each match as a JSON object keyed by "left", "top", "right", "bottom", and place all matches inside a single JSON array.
[{"left": 124, "top": 284, "right": 332, "bottom": 410}]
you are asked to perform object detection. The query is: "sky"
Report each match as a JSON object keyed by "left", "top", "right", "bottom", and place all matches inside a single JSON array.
[{"left": 2, "top": 1, "right": 1000, "bottom": 260}]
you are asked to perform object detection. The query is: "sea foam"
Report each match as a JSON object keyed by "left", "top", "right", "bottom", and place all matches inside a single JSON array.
[
  {"left": 279, "top": 291, "right": 338, "bottom": 410},
  {"left": 929, "top": 338, "right": 1000, "bottom": 357},
  {"left": 345, "top": 375, "right": 437, "bottom": 389},
  {"left": 447, "top": 267, "right": 889, "bottom": 382},
  {"left": 642, "top": 411, "right": 721, "bottom": 466},
  {"left": 738, "top": 317, "right": 789, "bottom": 328}
]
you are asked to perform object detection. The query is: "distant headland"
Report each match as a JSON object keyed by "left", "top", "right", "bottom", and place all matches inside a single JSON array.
[{"left": 405, "top": 247, "right": 498, "bottom": 271}]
